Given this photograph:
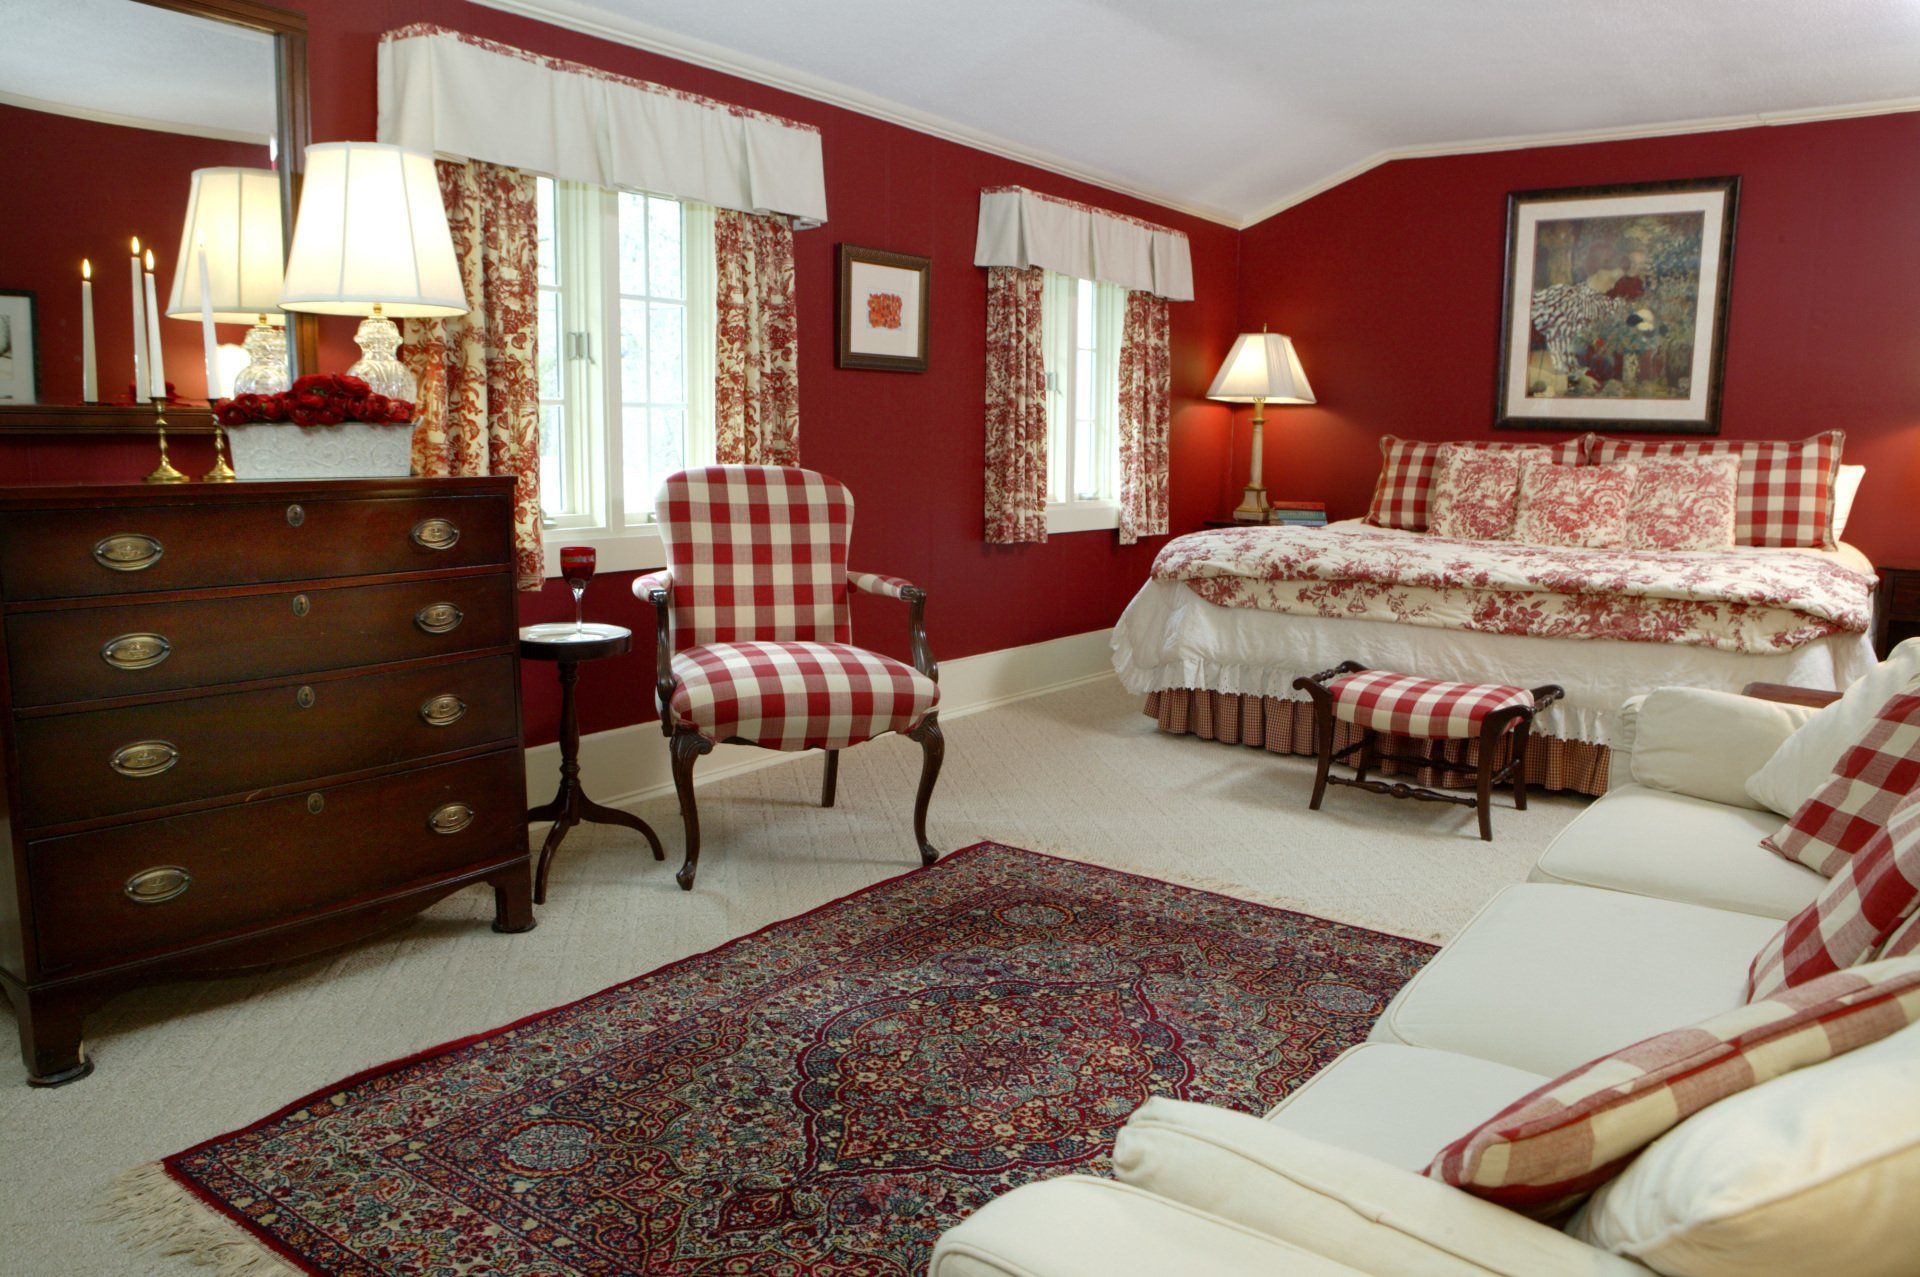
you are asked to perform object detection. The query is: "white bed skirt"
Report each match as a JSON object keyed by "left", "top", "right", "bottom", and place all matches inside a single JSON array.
[{"left": 1112, "top": 579, "right": 1877, "bottom": 747}]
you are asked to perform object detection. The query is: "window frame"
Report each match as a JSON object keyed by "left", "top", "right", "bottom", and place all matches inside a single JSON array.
[{"left": 1041, "top": 271, "right": 1124, "bottom": 535}]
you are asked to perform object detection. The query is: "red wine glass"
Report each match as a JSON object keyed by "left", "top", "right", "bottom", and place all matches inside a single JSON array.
[{"left": 560, "top": 546, "right": 596, "bottom": 634}]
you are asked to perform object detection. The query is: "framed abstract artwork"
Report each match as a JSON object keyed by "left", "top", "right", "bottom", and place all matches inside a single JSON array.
[
  {"left": 0, "top": 290, "right": 38, "bottom": 406},
  {"left": 1495, "top": 177, "right": 1739, "bottom": 434},
  {"left": 837, "top": 245, "right": 930, "bottom": 372}
]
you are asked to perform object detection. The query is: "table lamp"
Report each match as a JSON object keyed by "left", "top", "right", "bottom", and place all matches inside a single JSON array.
[
  {"left": 165, "top": 167, "right": 288, "bottom": 397},
  {"left": 278, "top": 142, "right": 466, "bottom": 399},
  {"left": 1207, "top": 329, "right": 1315, "bottom": 522}
]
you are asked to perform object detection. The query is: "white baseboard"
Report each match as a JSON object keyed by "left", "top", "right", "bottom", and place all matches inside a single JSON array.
[{"left": 523, "top": 628, "right": 1116, "bottom": 809}]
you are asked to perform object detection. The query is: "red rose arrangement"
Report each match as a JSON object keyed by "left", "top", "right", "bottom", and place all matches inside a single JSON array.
[{"left": 214, "top": 373, "right": 416, "bottom": 429}]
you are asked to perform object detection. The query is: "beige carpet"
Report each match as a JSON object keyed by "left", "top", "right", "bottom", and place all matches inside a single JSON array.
[{"left": 0, "top": 676, "right": 1584, "bottom": 1275}]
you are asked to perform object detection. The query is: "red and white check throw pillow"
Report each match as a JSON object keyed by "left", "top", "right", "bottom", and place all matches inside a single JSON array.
[
  {"left": 1875, "top": 910, "right": 1920, "bottom": 961},
  {"left": 1327, "top": 670, "right": 1533, "bottom": 739},
  {"left": 1591, "top": 432, "right": 1844, "bottom": 548},
  {"left": 1428, "top": 445, "right": 1530, "bottom": 541},
  {"left": 1765, "top": 686, "right": 1920, "bottom": 876},
  {"left": 1428, "top": 955, "right": 1920, "bottom": 1218},
  {"left": 1366, "top": 435, "right": 1588, "bottom": 531},
  {"left": 1748, "top": 789, "right": 1920, "bottom": 1000},
  {"left": 1511, "top": 462, "right": 1637, "bottom": 548},
  {"left": 1611, "top": 454, "right": 1741, "bottom": 552}
]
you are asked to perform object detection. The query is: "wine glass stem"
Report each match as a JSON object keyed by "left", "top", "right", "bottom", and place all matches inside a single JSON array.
[{"left": 572, "top": 585, "right": 585, "bottom": 634}]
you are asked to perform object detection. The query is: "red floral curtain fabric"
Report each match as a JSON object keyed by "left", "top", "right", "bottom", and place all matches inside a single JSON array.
[
  {"left": 984, "top": 265, "right": 1048, "bottom": 544},
  {"left": 402, "top": 158, "right": 544, "bottom": 590},
  {"left": 714, "top": 209, "right": 800, "bottom": 466},
  {"left": 1117, "top": 290, "right": 1172, "bottom": 545}
]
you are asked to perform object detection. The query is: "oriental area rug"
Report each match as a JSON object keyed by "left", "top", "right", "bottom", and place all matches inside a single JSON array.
[{"left": 120, "top": 843, "right": 1433, "bottom": 1275}]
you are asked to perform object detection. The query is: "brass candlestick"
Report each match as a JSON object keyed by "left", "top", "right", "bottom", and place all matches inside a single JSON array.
[
  {"left": 144, "top": 402, "right": 188, "bottom": 484},
  {"left": 204, "top": 423, "right": 237, "bottom": 482}
]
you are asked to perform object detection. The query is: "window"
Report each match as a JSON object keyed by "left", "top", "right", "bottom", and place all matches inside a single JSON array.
[
  {"left": 535, "top": 177, "right": 717, "bottom": 573},
  {"left": 1041, "top": 271, "right": 1124, "bottom": 533}
]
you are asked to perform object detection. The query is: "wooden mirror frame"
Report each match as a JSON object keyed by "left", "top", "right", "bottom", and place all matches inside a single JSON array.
[{"left": 0, "top": 0, "right": 313, "bottom": 436}]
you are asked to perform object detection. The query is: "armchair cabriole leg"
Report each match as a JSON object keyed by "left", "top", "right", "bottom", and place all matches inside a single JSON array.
[
  {"left": 670, "top": 728, "right": 713, "bottom": 890},
  {"left": 821, "top": 749, "right": 840, "bottom": 808},
  {"left": 907, "top": 713, "right": 944, "bottom": 866}
]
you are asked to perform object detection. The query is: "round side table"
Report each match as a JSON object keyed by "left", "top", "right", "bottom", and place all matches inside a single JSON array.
[{"left": 521, "top": 622, "right": 664, "bottom": 902}]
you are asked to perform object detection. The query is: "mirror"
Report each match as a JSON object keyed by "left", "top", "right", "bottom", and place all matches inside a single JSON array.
[{"left": 0, "top": 0, "right": 311, "bottom": 431}]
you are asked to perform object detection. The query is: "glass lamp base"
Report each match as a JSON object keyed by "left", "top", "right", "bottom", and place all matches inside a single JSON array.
[
  {"left": 348, "top": 310, "right": 418, "bottom": 400},
  {"left": 231, "top": 321, "right": 290, "bottom": 396}
]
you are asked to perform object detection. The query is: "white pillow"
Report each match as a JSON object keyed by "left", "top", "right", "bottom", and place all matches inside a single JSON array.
[
  {"left": 1832, "top": 464, "right": 1866, "bottom": 540},
  {"left": 1744, "top": 637, "right": 1920, "bottom": 816},
  {"left": 1630, "top": 688, "right": 1814, "bottom": 809},
  {"left": 1571, "top": 1018, "right": 1920, "bottom": 1277}
]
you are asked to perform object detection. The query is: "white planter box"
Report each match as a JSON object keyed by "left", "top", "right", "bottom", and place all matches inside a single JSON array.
[{"left": 226, "top": 421, "right": 415, "bottom": 480}]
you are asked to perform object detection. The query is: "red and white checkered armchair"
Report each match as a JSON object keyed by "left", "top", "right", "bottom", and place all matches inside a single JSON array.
[{"left": 634, "top": 467, "right": 943, "bottom": 890}]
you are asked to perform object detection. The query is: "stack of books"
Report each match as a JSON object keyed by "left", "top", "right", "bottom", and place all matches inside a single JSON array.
[{"left": 1262, "top": 500, "right": 1327, "bottom": 528}]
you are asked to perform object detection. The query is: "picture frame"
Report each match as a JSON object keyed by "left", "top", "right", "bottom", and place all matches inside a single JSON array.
[
  {"left": 837, "top": 245, "right": 930, "bottom": 372},
  {"left": 1495, "top": 177, "right": 1739, "bottom": 435},
  {"left": 0, "top": 290, "right": 39, "bottom": 407}
]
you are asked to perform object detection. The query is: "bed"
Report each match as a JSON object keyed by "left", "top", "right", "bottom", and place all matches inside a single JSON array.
[{"left": 1113, "top": 520, "right": 1880, "bottom": 796}]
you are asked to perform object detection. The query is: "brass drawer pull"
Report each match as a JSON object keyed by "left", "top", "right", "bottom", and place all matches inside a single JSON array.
[
  {"left": 295, "top": 685, "right": 316, "bottom": 709},
  {"left": 414, "top": 602, "right": 464, "bottom": 635},
  {"left": 419, "top": 694, "right": 466, "bottom": 727},
  {"left": 411, "top": 518, "right": 460, "bottom": 551},
  {"left": 101, "top": 632, "right": 172, "bottom": 671},
  {"left": 428, "top": 802, "right": 474, "bottom": 835},
  {"left": 111, "top": 740, "right": 179, "bottom": 778},
  {"left": 93, "top": 533, "right": 163, "bottom": 572},
  {"left": 286, "top": 503, "right": 305, "bottom": 527},
  {"left": 124, "top": 866, "right": 191, "bottom": 905},
  {"left": 307, "top": 792, "right": 325, "bottom": 815},
  {"left": 291, "top": 593, "right": 311, "bottom": 618}
]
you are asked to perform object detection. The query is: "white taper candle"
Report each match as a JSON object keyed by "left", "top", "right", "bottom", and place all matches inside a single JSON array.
[
  {"left": 143, "top": 248, "right": 166, "bottom": 401},
  {"left": 81, "top": 259, "right": 97, "bottom": 403},
  {"left": 129, "top": 237, "right": 148, "bottom": 404}
]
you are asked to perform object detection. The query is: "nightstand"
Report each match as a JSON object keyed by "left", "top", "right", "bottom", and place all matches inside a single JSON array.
[{"left": 1876, "top": 565, "right": 1920, "bottom": 658}]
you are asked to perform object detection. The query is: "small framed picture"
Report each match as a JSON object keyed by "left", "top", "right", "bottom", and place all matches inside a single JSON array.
[
  {"left": 837, "top": 245, "right": 930, "bottom": 372},
  {"left": 1495, "top": 177, "right": 1739, "bottom": 435},
  {"left": 0, "top": 290, "right": 38, "bottom": 406}
]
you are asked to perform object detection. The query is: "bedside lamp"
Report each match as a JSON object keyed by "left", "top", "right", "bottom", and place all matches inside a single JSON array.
[
  {"left": 1207, "top": 330, "right": 1314, "bottom": 522},
  {"left": 278, "top": 142, "right": 466, "bottom": 399},
  {"left": 164, "top": 167, "right": 288, "bottom": 396}
]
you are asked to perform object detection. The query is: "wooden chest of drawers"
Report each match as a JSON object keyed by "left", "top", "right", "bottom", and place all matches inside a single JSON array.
[{"left": 0, "top": 477, "right": 533, "bottom": 1085}]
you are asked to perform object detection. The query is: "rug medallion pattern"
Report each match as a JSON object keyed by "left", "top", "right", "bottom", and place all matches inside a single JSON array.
[{"left": 165, "top": 844, "right": 1433, "bottom": 1274}]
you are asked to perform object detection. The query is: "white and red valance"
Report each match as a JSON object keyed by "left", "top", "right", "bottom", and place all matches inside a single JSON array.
[
  {"left": 377, "top": 25, "right": 828, "bottom": 227},
  {"left": 973, "top": 186, "right": 1193, "bottom": 301}
]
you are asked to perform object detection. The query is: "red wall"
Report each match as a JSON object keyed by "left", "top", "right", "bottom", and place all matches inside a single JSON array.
[
  {"left": 0, "top": 105, "right": 269, "bottom": 406},
  {"left": 0, "top": 0, "right": 1242, "bottom": 747},
  {"left": 1236, "top": 112, "right": 1920, "bottom": 566}
]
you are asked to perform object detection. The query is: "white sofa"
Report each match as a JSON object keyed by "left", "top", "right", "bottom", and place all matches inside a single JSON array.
[{"left": 931, "top": 680, "right": 1906, "bottom": 1276}]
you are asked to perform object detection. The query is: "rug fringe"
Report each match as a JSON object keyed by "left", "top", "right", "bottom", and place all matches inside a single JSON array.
[{"left": 98, "top": 1162, "right": 300, "bottom": 1277}]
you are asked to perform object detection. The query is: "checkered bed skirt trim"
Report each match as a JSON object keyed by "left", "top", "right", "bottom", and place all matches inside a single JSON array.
[
  {"left": 1328, "top": 670, "right": 1534, "bottom": 739},
  {"left": 669, "top": 640, "right": 939, "bottom": 751}
]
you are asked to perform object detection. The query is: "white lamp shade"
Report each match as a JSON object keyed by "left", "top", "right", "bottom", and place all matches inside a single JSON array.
[
  {"left": 164, "top": 168, "right": 286, "bottom": 324},
  {"left": 1207, "top": 332, "right": 1315, "bottom": 404},
  {"left": 279, "top": 142, "right": 467, "bottom": 318}
]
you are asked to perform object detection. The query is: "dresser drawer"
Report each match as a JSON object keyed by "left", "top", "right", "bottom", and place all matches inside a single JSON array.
[
  {"left": 26, "top": 749, "right": 525, "bottom": 975},
  {"left": 0, "top": 493, "right": 511, "bottom": 601},
  {"left": 6, "top": 572, "right": 515, "bottom": 707},
  {"left": 14, "top": 653, "right": 519, "bottom": 828}
]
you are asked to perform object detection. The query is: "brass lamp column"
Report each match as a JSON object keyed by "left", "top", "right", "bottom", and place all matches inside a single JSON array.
[{"left": 1206, "top": 328, "right": 1315, "bottom": 522}]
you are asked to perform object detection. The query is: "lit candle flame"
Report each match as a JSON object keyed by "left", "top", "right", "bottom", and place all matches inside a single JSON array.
[
  {"left": 144, "top": 248, "right": 155, "bottom": 271},
  {"left": 131, "top": 236, "right": 140, "bottom": 255},
  {"left": 82, "top": 258, "right": 91, "bottom": 280}
]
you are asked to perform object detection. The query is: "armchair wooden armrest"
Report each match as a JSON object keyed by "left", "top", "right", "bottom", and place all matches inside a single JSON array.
[
  {"left": 850, "top": 572, "right": 936, "bottom": 682},
  {"left": 633, "top": 571, "right": 676, "bottom": 734},
  {"left": 1742, "top": 681, "right": 1842, "bottom": 710}
]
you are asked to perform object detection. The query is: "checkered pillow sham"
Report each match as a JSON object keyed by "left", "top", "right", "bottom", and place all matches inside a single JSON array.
[
  {"left": 1747, "top": 789, "right": 1920, "bottom": 1000},
  {"left": 1765, "top": 684, "right": 1920, "bottom": 876},
  {"left": 1428, "top": 955, "right": 1920, "bottom": 1218},
  {"left": 654, "top": 467, "right": 853, "bottom": 654},
  {"left": 1590, "top": 431, "right": 1844, "bottom": 548},
  {"left": 1328, "top": 670, "right": 1533, "bottom": 739},
  {"left": 668, "top": 640, "right": 938, "bottom": 751},
  {"left": 1366, "top": 435, "right": 1590, "bottom": 531},
  {"left": 1875, "top": 908, "right": 1920, "bottom": 961}
]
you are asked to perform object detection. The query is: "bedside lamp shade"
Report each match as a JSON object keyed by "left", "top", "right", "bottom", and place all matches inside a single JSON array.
[
  {"left": 1206, "top": 331, "right": 1314, "bottom": 404},
  {"left": 164, "top": 168, "right": 285, "bottom": 324},
  {"left": 279, "top": 142, "right": 466, "bottom": 317}
]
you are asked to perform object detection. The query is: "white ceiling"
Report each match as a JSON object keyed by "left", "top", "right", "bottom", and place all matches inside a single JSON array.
[
  {"left": 478, "top": 0, "right": 1920, "bottom": 226},
  {"left": 0, "top": 0, "right": 276, "bottom": 144}
]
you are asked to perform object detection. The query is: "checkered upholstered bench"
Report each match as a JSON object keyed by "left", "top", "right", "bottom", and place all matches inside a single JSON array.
[{"left": 1292, "top": 662, "right": 1564, "bottom": 841}]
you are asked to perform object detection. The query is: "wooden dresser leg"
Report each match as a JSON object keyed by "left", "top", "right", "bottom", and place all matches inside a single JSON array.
[
  {"left": 489, "top": 859, "right": 538, "bottom": 934},
  {"left": 9, "top": 984, "right": 96, "bottom": 1087}
]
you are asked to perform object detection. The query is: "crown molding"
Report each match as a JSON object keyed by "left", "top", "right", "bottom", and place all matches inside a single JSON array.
[
  {"left": 0, "top": 90, "right": 271, "bottom": 146},
  {"left": 465, "top": 0, "right": 1244, "bottom": 228}
]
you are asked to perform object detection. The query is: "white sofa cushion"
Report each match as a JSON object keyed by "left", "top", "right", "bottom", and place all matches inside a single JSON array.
[
  {"left": 1370, "top": 885, "right": 1779, "bottom": 1075},
  {"left": 1573, "top": 1019, "right": 1920, "bottom": 1277},
  {"left": 1113, "top": 1097, "right": 1654, "bottom": 1277},
  {"left": 1263, "top": 1042, "right": 1548, "bottom": 1171},
  {"left": 1746, "top": 636, "right": 1920, "bottom": 816},
  {"left": 1628, "top": 687, "right": 1814, "bottom": 809},
  {"left": 928, "top": 1175, "right": 1361, "bottom": 1277},
  {"left": 1530, "top": 784, "right": 1824, "bottom": 919}
]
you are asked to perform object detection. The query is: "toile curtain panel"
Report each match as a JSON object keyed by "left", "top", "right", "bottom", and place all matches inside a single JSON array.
[
  {"left": 1117, "top": 290, "right": 1172, "bottom": 545},
  {"left": 401, "top": 157, "right": 545, "bottom": 590},
  {"left": 714, "top": 208, "right": 800, "bottom": 466},
  {"left": 983, "top": 265, "right": 1049, "bottom": 544}
]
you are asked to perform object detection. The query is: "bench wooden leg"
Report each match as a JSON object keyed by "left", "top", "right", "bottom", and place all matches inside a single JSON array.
[
  {"left": 1474, "top": 720, "right": 1499, "bottom": 842},
  {"left": 1511, "top": 718, "right": 1534, "bottom": 812},
  {"left": 1353, "top": 729, "right": 1374, "bottom": 785}
]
